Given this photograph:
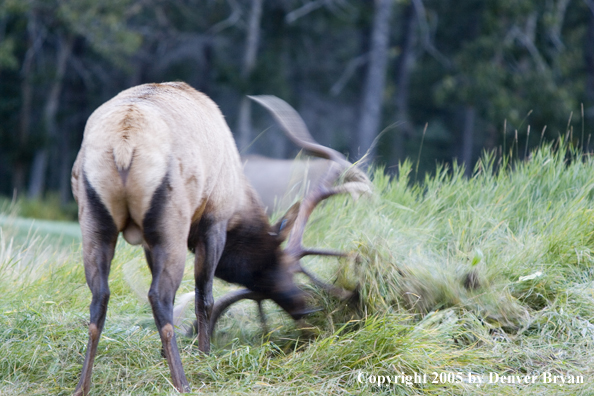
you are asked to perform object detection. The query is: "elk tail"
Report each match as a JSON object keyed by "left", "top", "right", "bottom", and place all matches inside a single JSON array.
[{"left": 113, "top": 144, "right": 134, "bottom": 185}]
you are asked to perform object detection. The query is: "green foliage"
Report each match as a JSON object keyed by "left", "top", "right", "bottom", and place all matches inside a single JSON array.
[
  {"left": 57, "top": 0, "right": 142, "bottom": 69},
  {"left": 431, "top": 0, "right": 579, "bottom": 133},
  {"left": 0, "top": 194, "right": 78, "bottom": 221},
  {"left": 0, "top": 37, "right": 18, "bottom": 70},
  {"left": 2, "top": 145, "right": 594, "bottom": 394}
]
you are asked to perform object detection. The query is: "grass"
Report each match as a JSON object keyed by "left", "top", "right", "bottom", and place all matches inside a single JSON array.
[
  {"left": 2, "top": 142, "right": 594, "bottom": 394},
  {"left": 0, "top": 194, "right": 81, "bottom": 247},
  {"left": 0, "top": 193, "right": 78, "bottom": 222},
  {"left": 0, "top": 215, "right": 82, "bottom": 248}
]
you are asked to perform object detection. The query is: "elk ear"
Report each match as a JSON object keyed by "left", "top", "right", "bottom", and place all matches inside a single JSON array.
[{"left": 271, "top": 202, "right": 300, "bottom": 242}]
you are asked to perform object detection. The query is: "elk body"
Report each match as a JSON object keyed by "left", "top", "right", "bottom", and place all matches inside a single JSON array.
[
  {"left": 71, "top": 82, "right": 368, "bottom": 395},
  {"left": 242, "top": 155, "right": 331, "bottom": 215}
]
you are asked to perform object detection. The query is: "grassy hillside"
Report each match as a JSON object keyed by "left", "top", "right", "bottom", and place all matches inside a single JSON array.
[{"left": 1, "top": 144, "right": 594, "bottom": 395}]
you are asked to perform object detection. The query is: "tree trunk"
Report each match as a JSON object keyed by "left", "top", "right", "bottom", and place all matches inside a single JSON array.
[
  {"left": 28, "top": 34, "right": 74, "bottom": 199},
  {"left": 461, "top": 105, "right": 475, "bottom": 176},
  {"left": 236, "top": 0, "right": 264, "bottom": 152},
  {"left": 586, "top": 1, "right": 594, "bottom": 121},
  {"left": 14, "top": 12, "right": 39, "bottom": 196},
  {"left": 198, "top": 40, "right": 214, "bottom": 95},
  {"left": 354, "top": 0, "right": 393, "bottom": 161},
  {"left": 58, "top": 116, "right": 73, "bottom": 205},
  {"left": 394, "top": 2, "right": 417, "bottom": 162}
]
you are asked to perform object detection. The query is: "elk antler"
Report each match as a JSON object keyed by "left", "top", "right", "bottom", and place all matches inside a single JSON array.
[
  {"left": 286, "top": 172, "right": 367, "bottom": 300},
  {"left": 250, "top": 95, "right": 369, "bottom": 296},
  {"left": 208, "top": 96, "right": 369, "bottom": 337},
  {"left": 248, "top": 95, "right": 352, "bottom": 167},
  {"left": 209, "top": 289, "right": 265, "bottom": 335},
  {"left": 249, "top": 95, "right": 370, "bottom": 260},
  {"left": 180, "top": 290, "right": 270, "bottom": 338}
]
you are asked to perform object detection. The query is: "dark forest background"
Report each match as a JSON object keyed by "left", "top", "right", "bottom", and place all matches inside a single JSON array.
[{"left": 0, "top": 0, "right": 593, "bottom": 205}]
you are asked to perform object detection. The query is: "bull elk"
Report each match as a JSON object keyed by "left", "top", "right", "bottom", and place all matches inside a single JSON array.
[{"left": 71, "top": 82, "right": 369, "bottom": 395}]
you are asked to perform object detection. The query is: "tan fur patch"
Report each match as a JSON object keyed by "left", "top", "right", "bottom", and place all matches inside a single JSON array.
[
  {"left": 89, "top": 323, "right": 99, "bottom": 341},
  {"left": 113, "top": 106, "right": 141, "bottom": 171},
  {"left": 161, "top": 323, "right": 174, "bottom": 341}
]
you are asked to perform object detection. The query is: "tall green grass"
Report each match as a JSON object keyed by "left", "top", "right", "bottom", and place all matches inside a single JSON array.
[
  {"left": 2, "top": 143, "right": 594, "bottom": 394},
  {"left": 0, "top": 193, "right": 78, "bottom": 222}
]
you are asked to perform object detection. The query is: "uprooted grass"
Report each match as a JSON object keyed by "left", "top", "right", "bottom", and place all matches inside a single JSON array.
[{"left": 2, "top": 143, "right": 594, "bottom": 395}]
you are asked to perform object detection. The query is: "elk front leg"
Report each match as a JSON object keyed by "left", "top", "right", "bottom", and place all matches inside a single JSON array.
[{"left": 194, "top": 220, "right": 227, "bottom": 353}]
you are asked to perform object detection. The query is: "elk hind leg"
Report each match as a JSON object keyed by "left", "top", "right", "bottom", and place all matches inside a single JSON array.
[
  {"left": 142, "top": 177, "right": 190, "bottom": 392},
  {"left": 145, "top": 245, "right": 189, "bottom": 392},
  {"left": 74, "top": 177, "right": 118, "bottom": 396}
]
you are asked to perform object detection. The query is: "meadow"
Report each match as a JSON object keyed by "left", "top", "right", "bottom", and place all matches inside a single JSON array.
[{"left": 1, "top": 143, "right": 594, "bottom": 395}]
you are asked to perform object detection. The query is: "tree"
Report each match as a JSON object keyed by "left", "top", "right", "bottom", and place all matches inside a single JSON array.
[
  {"left": 354, "top": 0, "right": 393, "bottom": 160},
  {"left": 14, "top": 7, "right": 41, "bottom": 196},
  {"left": 28, "top": 33, "right": 74, "bottom": 199},
  {"left": 236, "top": 0, "right": 264, "bottom": 152},
  {"left": 586, "top": 0, "right": 594, "bottom": 127},
  {"left": 430, "top": 0, "right": 578, "bottom": 171},
  {"left": 17, "top": 0, "right": 142, "bottom": 201},
  {"left": 393, "top": 0, "right": 417, "bottom": 162}
]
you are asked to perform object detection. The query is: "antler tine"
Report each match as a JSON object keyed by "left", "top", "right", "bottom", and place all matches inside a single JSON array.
[
  {"left": 299, "top": 248, "right": 348, "bottom": 259},
  {"left": 209, "top": 289, "right": 265, "bottom": 335},
  {"left": 284, "top": 163, "right": 345, "bottom": 258},
  {"left": 248, "top": 95, "right": 352, "bottom": 169},
  {"left": 284, "top": 171, "right": 372, "bottom": 259},
  {"left": 298, "top": 264, "right": 355, "bottom": 301}
]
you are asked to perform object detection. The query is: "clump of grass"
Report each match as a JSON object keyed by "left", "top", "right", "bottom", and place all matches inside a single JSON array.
[
  {"left": 307, "top": 144, "right": 594, "bottom": 324},
  {"left": 2, "top": 142, "right": 594, "bottom": 394}
]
